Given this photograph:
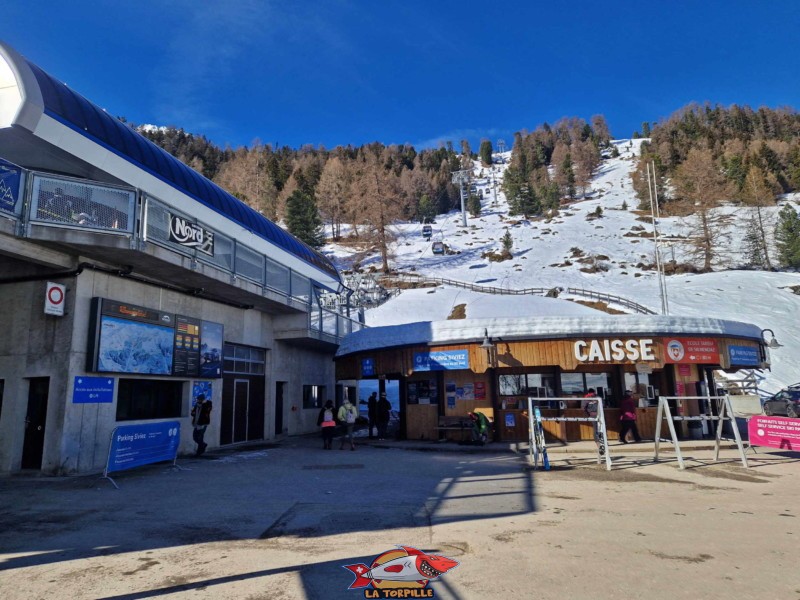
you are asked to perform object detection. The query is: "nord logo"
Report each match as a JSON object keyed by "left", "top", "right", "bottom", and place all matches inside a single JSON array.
[{"left": 168, "top": 214, "right": 214, "bottom": 255}]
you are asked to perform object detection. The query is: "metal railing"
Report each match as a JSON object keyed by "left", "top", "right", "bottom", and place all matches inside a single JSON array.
[{"left": 376, "top": 273, "right": 656, "bottom": 315}]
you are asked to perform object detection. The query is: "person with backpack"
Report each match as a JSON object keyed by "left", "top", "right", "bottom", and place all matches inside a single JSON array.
[
  {"left": 191, "top": 393, "right": 213, "bottom": 456},
  {"left": 317, "top": 400, "right": 337, "bottom": 450},
  {"left": 338, "top": 398, "right": 358, "bottom": 450}
]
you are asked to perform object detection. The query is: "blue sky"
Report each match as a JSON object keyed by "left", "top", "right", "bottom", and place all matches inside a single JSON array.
[{"left": 5, "top": 1, "right": 799, "bottom": 151}]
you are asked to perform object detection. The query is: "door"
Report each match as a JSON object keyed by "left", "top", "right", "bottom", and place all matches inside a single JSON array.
[
  {"left": 275, "top": 382, "right": 285, "bottom": 436},
  {"left": 22, "top": 378, "right": 49, "bottom": 470},
  {"left": 233, "top": 379, "right": 249, "bottom": 443}
]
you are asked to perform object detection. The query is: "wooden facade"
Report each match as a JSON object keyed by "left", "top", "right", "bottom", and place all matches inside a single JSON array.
[{"left": 336, "top": 331, "right": 765, "bottom": 443}]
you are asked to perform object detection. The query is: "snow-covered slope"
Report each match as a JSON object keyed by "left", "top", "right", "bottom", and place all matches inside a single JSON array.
[{"left": 326, "top": 140, "right": 800, "bottom": 394}]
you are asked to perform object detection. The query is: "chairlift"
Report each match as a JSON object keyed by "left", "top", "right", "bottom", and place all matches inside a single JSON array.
[
  {"left": 422, "top": 224, "right": 433, "bottom": 239},
  {"left": 432, "top": 241, "right": 445, "bottom": 255}
]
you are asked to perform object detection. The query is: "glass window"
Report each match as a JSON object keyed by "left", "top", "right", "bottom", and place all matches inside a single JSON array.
[
  {"left": 303, "top": 385, "right": 326, "bottom": 409},
  {"left": 499, "top": 374, "right": 526, "bottom": 396},
  {"left": 585, "top": 373, "right": 611, "bottom": 395},
  {"left": 560, "top": 373, "right": 585, "bottom": 396},
  {"left": 116, "top": 379, "right": 182, "bottom": 421}
]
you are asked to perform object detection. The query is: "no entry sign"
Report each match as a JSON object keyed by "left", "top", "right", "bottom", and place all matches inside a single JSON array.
[{"left": 44, "top": 281, "right": 66, "bottom": 316}]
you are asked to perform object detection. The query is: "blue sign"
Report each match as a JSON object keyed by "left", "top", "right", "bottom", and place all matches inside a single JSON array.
[
  {"left": 106, "top": 421, "right": 181, "bottom": 474},
  {"left": 729, "top": 345, "right": 760, "bottom": 366},
  {"left": 361, "top": 358, "right": 375, "bottom": 377},
  {"left": 413, "top": 350, "right": 469, "bottom": 371},
  {"left": 0, "top": 158, "right": 21, "bottom": 213},
  {"left": 73, "top": 376, "right": 115, "bottom": 403}
]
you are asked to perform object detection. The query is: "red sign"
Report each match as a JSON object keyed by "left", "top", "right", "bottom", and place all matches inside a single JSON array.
[
  {"left": 663, "top": 338, "right": 719, "bottom": 364},
  {"left": 474, "top": 382, "right": 486, "bottom": 400},
  {"left": 748, "top": 416, "right": 800, "bottom": 451},
  {"left": 678, "top": 364, "right": 691, "bottom": 376}
]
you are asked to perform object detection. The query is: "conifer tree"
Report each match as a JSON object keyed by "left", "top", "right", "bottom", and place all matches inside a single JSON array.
[
  {"left": 642, "top": 122, "right": 651, "bottom": 137},
  {"left": 501, "top": 229, "right": 513, "bottom": 256},
  {"left": 417, "top": 193, "right": 436, "bottom": 223},
  {"left": 775, "top": 204, "right": 800, "bottom": 269},
  {"left": 285, "top": 189, "right": 324, "bottom": 248},
  {"left": 468, "top": 193, "right": 482, "bottom": 217},
  {"left": 479, "top": 140, "right": 493, "bottom": 167}
]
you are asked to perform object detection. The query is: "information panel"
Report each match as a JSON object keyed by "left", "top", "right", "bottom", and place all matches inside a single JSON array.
[
  {"left": 73, "top": 376, "right": 114, "bottom": 403},
  {"left": 748, "top": 416, "right": 800, "bottom": 451},
  {"left": 413, "top": 350, "right": 469, "bottom": 371},
  {"left": 106, "top": 421, "right": 181, "bottom": 474},
  {"left": 173, "top": 315, "right": 201, "bottom": 377},
  {"left": 728, "top": 344, "right": 760, "bottom": 366}
]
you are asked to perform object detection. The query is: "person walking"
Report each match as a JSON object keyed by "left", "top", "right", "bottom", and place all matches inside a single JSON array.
[
  {"left": 619, "top": 391, "right": 642, "bottom": 444},
  {"left": 367, "top": 392, "right": 377, "bottom": 439},
  {"left": 338, "top": 397, "right": 358, "bottom": 450},
  {"left": 317, "top": 400, "right": 337, "bottom": 450},
  {"left": 191, "top": 393, "right": 213, "bottom": 456},
  {"left": 376, "top": 392, "right": 392, "bottom": 440}
]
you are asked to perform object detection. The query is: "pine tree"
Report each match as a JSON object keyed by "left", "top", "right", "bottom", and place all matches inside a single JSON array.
[
  {"left": 479, "top": 140, "right": 493, "bottom": 167},
  {"left": 642, "top": 122, "right": 651, "bottom": 137},
  {"left": 775, "top": 204, "right": 800, "bottom": 268},
  {"left": 417, "top": 193, "right": 436, "bottom": 223},
  {"left": 501, "top": 229, "right": 513, "bottom": 255},
  {"left": 285, "top": 189, "right": 324, "bottom": 248},
  {"left": 468, "top": 193, "right": 482, "bottom": 217}
]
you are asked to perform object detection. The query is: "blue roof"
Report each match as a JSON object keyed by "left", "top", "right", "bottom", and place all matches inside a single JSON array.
[{"left": 25, "top": 60, "right": 339, "bottom": 281}]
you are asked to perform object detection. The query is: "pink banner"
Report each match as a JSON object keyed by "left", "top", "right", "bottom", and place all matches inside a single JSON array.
[{"left": 748, "top": 416, "right": 800, "bottom": 451}]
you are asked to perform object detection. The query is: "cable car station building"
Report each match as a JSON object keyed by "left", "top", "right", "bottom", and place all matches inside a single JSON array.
[
  {"left": 0, "top": 42, "right": 361, "bottom": 475},
  {"left": 335, "top": 316, "right": 769, "bottom": 443}
]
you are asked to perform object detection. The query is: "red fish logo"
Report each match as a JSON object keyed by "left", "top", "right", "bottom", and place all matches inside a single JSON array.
[{"left": 343, "top": 545, "right": 459, "bottom": 597}]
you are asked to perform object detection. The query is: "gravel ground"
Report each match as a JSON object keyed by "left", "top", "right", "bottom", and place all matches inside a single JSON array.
[{"left": 0, "top": 437, "right": 797, "bottom": 600}]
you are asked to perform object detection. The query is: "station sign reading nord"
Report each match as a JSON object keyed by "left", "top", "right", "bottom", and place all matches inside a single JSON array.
[{"left": 169, "top": 213, "right": 214, "bottom": 256}]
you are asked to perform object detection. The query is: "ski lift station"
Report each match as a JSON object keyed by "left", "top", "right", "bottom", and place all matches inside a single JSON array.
[
  {"left": 0, "top": 42, "right": 364, "bottom": 475},
  {"left": 335, "top": 315, "right": 772, "bottom": 444}
]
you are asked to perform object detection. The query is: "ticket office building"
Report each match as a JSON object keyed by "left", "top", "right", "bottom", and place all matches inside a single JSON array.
[{"left": 334, "top": 317, "right": 768, "bottom": 443}]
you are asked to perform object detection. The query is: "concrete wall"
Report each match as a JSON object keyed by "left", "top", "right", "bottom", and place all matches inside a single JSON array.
[{"left": 0, "top": 257, "right": 337, "bottom": 475}]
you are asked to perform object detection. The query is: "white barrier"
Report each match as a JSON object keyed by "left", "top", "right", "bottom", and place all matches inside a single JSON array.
[
  {"left": 526, "top": 397, "right": 613, "bottom": 471},
  {"left": 653, "top": 395, "right": 748, "bottom": 469}
]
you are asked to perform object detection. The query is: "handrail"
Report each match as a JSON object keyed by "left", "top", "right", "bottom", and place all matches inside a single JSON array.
[{"left": 377, "top": 273, "right": 657, "bottom": 315}]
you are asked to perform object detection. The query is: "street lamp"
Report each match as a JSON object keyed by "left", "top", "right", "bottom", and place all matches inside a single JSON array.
[{"left": 761, "top": 328, "right": 783, "bottom": 349}]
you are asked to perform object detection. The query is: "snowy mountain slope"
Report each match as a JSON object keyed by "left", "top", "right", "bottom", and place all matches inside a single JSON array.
[{"left": 326, "top": 140, "right": 800, "bottom": 394}]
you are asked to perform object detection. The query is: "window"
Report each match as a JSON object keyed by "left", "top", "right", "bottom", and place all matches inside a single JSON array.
[
  {"left": 499, "top": 373, "right": 554, "bottom": 397},
  {"left": 303, "top": 385, "right": 326, "bottom": 409},
  {"left": 116, "top": 379, "right": 182, "bottom": 421},
  {"left": 223, "top": 343, "right": 266, "bottom": 375}
]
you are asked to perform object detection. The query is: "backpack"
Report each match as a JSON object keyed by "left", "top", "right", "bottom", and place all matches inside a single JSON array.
[
  {"left": 324, "top": 409, "right": 333, "bottom": 423},
  {"left": 345, "top": 406, "right": 357, "bottom": 424}
]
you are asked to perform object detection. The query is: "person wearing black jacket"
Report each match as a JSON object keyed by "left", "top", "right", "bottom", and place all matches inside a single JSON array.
[
  {"left": 191, "top": 394, "right": 213, "bottom": 456},
  {"left": 376, "top": 393, "right": 391, "bottom": 440}
]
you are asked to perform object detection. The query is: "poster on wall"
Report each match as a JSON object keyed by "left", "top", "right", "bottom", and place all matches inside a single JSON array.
[
  {"left": 173, "top": 315, "right": 202, "bottom": 377},
  {"left": 463, "top": 383, "right": 475, "bottom": 400},
  {"left": 0, "top": 157, "right": 22, "bottom": 214},
  {"left": 475, "top": 381, "right": 486, "bottom": 400},
  {"left": 200, "top": 321, "right": 224, "bottom": 378},
  {"left": 89, "top": 298, "right": 175, "bottom": 375},
  {"left": 192, "top": 381, "right": 212, "bottom": 405},
  {"left": 73, "top": 376, "right": 114, "bottom": 403},
  {"left": 407, "top": 382, "right": 418, "bottom": 404},
  {"left": 447, "top": 396, "right": 456, "bottom": 409}
]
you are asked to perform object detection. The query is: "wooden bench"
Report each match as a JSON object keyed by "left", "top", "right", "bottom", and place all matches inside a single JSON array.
[{"left": 437, "top": 410, "right": 495, "bottom": 440}]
